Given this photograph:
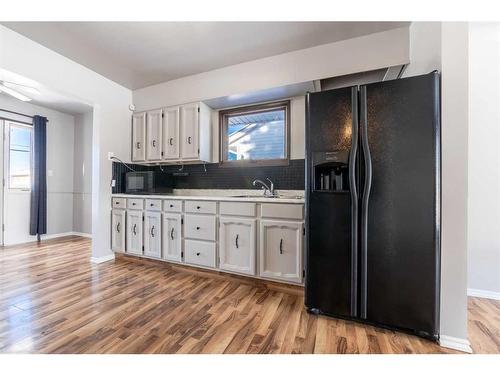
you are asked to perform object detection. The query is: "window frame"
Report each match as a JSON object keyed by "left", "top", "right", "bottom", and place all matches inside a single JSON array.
[
  {"left": 6, "top": 121, "right": 33, "bottom": 191},
  {"left": 219, "top": 100, "right": 291, "bottom": 167}
]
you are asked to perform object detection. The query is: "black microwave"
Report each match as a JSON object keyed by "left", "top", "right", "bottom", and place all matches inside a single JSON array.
[{"left": 125, "top": 171, "right": 155, "bottom": 193}]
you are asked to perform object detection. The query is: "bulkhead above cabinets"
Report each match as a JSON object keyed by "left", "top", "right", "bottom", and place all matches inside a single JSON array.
[{"left": 131, "top": 102, "right": 213, "bottom": 164}]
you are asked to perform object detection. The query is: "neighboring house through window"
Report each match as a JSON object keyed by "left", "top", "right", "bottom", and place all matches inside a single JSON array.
[{"left": 220, "top": 100, "right": 290, "bottom": 166}]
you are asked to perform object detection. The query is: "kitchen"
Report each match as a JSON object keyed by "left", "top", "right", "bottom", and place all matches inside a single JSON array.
[{"left": 0, "top": 15, "right": 498, "bottom": 365}]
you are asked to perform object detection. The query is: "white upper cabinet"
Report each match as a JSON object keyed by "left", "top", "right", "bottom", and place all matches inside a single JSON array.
[
  {"left": 163, "top": 213, "right": 182, "bottom": 262},
  {"left": 144, "top": 211, "right": 161, "bottom": 258},
  {"left": 219, "top": 217, "right": 256, "bottom": 276},
  {"left": 180, "top": 102, "right": 200, "bottom": 159},
  {"left": 259, "top": 220, "right": 303, "bottom": 283},
  {"left": 162, "top": 106, "right": 180, "bottom": 160},
  {"left": 146, "top": 109, "right": 163, "bottom": 161},
  {"left": 132, "top": 102, "right": 213, "bottom": 164},
  {"left": 131, "top": 112, "right": 146, "bottom": 161}
]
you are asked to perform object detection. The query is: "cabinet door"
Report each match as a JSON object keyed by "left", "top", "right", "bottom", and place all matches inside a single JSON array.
[
  {"left": 132, "top": 112, "right": 146, "bottom": 161},
  {"left": 163, "top": 213, "right": 182, "bottom": 262},
  {"left": 146, "top": 109, "right": 162, "bottom": 161},
  {"left": 111, "top": 209, "right": 126, "bottom": 252},
  {"left": 144, "top": 211, "right": 161, "bottom": 258},
  {"left": 260, "top": 220, "right": 303, "bottom": 283},
  {"left": 163, "top": 106, "right": 180, "bottom": 160},
  {"left": 180, "top": 103, "right": 199, "bottom": 159},
  {"left": 126, "top": 210, "right": 143, "bottom": 255},
  {"left": 219, "top": 217, "right": 256, "bottom": 275}
]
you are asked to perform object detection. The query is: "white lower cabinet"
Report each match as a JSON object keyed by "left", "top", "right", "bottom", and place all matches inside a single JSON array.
[
  {"left": 219, "top": 217, "right": 256, "bottom": 276},
  {"left": 184, "top": 239, "right": 216, "bottom": 268},
  {"left": 144, "top": 211, "right": 161, "bottom": 258},
  {"left": 126, "top": 210, "right": 143, "bottom": 255},
  {"left": 115, "top": 196, "right": 304, "bottom": 285},
  {"left": 163, "top": 213, "right": 182, "bottom": 262},
  {"left": 111, "top": 209, "right": 126, "bottom": 252},
  {"left": 259, "top": 220, "right": 303, "bottom": 283}
]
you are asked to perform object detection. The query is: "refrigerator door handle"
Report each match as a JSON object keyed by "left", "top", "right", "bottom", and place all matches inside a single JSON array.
[
  {"left": 360, "top": 85, "right": 372, "bottom": 319},
  {"left": 349, "top": 87, "right": 359, "bottom": 317}
]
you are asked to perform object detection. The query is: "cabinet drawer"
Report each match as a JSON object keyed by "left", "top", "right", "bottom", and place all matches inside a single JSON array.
[
  {"left": 184, "top": 239, "right": 216, "bottom": 268},
  {"left": 127, "top": 198, "right": 144, "bottom": 210},
  {"left": 145, "top": 199, "right": 162, "bottom": 211},
  {"left": 261, "top": 203, "right": 303, "bottom": 220},
  {"left": 219, "top": 202, "right": 256, "bottom": 217},
  {"left": 185, "top": 200, "right": 216, "bottom": 214},
  {"left": 184, "top": 214, "right": 216, "bottom": 241},
  {"left": 112, "top": 197, "right": 126, "bottom": 209},
  {"left": 163, "top": 200, "right": 182, "bottom": 213}
]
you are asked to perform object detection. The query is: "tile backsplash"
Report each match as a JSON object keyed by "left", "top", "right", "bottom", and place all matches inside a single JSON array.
[{"left": 112, "top": 159, "right": 305, "bottom": 193}]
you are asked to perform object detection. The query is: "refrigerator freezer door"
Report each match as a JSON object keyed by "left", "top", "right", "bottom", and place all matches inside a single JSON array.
[
  {"left": 305, "top": 86, "right": 359, "bottom": 318},
  {"left": 360, "top": 72, "right": 440, "bottom": 338}
]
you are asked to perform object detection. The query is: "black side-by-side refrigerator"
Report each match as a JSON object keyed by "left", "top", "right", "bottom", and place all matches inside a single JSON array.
[{"left": 305, "top": 71, "right": 441, "bottom": 340}]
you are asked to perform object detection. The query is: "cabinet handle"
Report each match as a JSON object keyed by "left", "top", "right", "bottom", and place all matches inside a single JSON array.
[
  {"left": 235, "top": 234, "right": 239, "bottom": 249},
  {"left": 150, "top": 203, "right": 154, "bottom": 207},
  {"left": 132, "top": 202, "right": 136, "bottom": 206},
  {"left": 196, "top": 226, "right": 200, "bottom": 230},
  {"left": 133, "top": 224, "right": 137, "bottom": 235},
  {"left": 169, "top": 204, "right": 174, "bottom": 208},
  {"left": 116, "top": 222, "right": 120, "bottom": 233},
  {"left": 115, "top": 201, "right": 119, "bottom": 205},
  {"left": 196, "top": 206, "right": 200, "bottom": 210},
  {"left": 136, "top": 142, "right": 141, "bottom": 150},
  {"left": 169, "top": 137, "right": 174, "bottom": 146},
  {"left": 170, "top": 228, "right": 174, "bottom": 240},
  {"left": 279, "top": 238, "right": 283, "bottom": 254},
  {"left": 151, "top": 225, "right": 155, "bottom": 238},
  {"left": 196, "top": 252, "right": 200, "bottom": 256},
  {"left": 152, "top": 140, "right": 156, "bottom": 148},
  {"left": 188, "top": 136, "right": 192, "bottom": 144}
]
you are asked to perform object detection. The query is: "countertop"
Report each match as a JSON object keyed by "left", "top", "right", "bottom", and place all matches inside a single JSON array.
[{"left": 112, "top": 189, "right": 305, "bottom": 204}]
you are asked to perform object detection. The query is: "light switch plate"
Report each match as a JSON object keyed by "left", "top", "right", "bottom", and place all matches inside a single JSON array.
[
  {"left": 111, "top": 179, "right": 116, "bottom": 187},
  {"left": 47, "top": 170, "right": 53, "bottom": 177}
]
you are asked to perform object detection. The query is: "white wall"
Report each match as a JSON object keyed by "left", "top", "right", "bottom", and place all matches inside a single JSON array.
[
  {"left": 133, "top": 27, "right": 410, "bottom": 111},
  {"left": 0, "top": 95, "right": 75, "bottom": 244},
  {"left": 467, "top": 23, "right": 500, "bottom": 298},
  {"left": 73, "top": 110, "right": 93, "bottom": 235},
  {"left": 0, "top": 25, "right": 133, "bottom": 260}
]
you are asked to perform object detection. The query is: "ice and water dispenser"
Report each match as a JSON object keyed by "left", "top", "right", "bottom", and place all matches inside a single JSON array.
[{"left": 312, "top": 151, "right": 350, "bottom": 193}]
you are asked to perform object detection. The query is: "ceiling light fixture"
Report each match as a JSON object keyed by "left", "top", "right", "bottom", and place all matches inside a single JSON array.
[
  {"left": 2, "top": 81, "right": 41, "bottom": 95},
  {"left": 0, "top": 84, "right": 32, "bottom": 102}
]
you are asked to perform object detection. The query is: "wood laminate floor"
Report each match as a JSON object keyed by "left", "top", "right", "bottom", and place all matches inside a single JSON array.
[{"left": 0, "top": 236, "right": 499, "bottom": 354}]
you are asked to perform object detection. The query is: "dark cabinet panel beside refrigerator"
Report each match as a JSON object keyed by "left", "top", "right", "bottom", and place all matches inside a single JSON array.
[{"left": 305, "top": 72, "right": 440, "bottom": 340}]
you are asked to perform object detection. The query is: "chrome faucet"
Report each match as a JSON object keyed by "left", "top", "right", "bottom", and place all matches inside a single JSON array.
[{"left": 253, "top": 178, "right": 275, "bottom": 197}]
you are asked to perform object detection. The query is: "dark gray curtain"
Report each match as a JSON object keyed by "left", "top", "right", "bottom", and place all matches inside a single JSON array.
[{"left": 30, "top": 115, "right": 47, "bottom": 240}]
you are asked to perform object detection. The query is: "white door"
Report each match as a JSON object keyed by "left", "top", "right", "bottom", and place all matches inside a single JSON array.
[
  {"left": 146, "top": 109, "right": 162, "bottom": 161},
  {"left": 180, "top": 103, "right": 199, "bottom": 159},
  {"left": 144, "top": 211, "right": 161, "bottom": 258},
  {"left": 219, "top": 217, "right": 256, "bottom": 275},
  {"left": 132, "top": 112, "right": 146, "bottom": 161},
  {"left": 163, "top": 213, "right": 182, "bottom": 262},
  {"left": 111, "top": 209, "right": 126, "bottom": 252},
  {"left": 162, "top": 106, "right": 180, "bottom": 160},
  {"left": 259, "top": 220, "right": 302, "bottom": 283},
  {"left": 126, "top": 210, "right": 143, "bottom": 255},
  {"left": 0, "top": 120, "right": 3, "bottom": 245}
]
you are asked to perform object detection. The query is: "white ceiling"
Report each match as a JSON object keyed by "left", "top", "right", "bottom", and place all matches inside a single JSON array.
[{"left": 2, "top": 22, "right": 409, "bottom": 90}]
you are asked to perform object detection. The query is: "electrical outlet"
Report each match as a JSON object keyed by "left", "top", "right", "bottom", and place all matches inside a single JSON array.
[{"left": 108, "top": 152, "right": 114, "bottom": 160}]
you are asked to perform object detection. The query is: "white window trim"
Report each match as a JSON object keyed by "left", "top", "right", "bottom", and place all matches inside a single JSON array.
[{"left": 4, "top": 121, "right": 33, "bottom": 192}]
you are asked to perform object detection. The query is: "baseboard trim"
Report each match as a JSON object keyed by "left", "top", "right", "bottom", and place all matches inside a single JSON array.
[
  {"left": 439, "top": 335, "right": 473, "bottom": 353},
  {"left": 71, "top": 231, "right": 92, "bottom": 239},
  {"left": 468, "top": 288, "right": 500, "bottom": 300},
  {"left": 41, "top": 231, "right": 92, "bottom": 241},
  {"left": 90, "top": 253, "right": 115, "bottom": 264}
]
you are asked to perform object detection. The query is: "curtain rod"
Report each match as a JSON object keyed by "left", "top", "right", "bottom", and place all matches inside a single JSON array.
[{"left": 0, "top": 108, "right": 49, "bottom": 122}]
